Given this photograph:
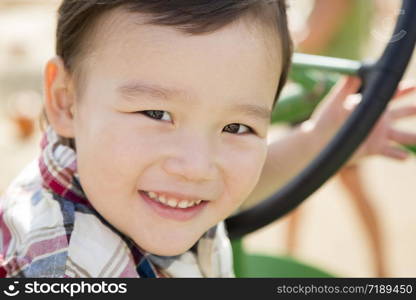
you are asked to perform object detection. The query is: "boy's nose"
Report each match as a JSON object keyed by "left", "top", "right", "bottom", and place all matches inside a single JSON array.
[{"left": 162, "top": 136, "right": 217, "bottom": 183}]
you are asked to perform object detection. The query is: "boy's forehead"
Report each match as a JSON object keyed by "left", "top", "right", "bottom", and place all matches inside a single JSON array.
[
  {"left": 82, "top": 7, "right": 282, "bottom": 108},
  {"left": 87, "top": 7, "right": 281, "bottom": 67}
]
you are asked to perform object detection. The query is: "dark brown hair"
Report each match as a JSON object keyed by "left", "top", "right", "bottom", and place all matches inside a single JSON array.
[{"left": 43, "top": 0, "right": 292, "bottom": 132}]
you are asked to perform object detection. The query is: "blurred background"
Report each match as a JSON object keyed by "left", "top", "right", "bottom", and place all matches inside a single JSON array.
[{"left": 1, "top": 0, "right": 416, "bottom": 277}]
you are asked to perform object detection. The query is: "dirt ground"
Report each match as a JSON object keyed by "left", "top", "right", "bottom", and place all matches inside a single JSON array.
[{"left": 1, "top": 1, "right": 416, "bottom": 277}]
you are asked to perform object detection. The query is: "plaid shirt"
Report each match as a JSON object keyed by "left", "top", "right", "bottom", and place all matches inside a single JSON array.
[{"left": 0, "top": 127, "right": 234, "bottom": 278}]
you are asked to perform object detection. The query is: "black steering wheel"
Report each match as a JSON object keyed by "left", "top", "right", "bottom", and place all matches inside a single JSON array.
[{"left": 226, "top": 0, "right": 416, "bottom": 239}]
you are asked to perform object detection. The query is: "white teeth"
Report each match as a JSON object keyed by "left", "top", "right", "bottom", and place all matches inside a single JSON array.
[
  {"left": 159, "top": 195, "right": 167, "bottom": 204},
  {"left": 144, "top": 191, "right": 203, "bottom": 209},
  {"left": 178, "top": 200, "right": 189, "bottom": 208},
  {"left": 167, "top": 199, "right": 178, "bottom": 208}
]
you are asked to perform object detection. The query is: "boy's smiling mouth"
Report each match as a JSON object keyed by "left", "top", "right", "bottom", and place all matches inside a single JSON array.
[
  {"left": 138, "top": 190, "right": 209, "bottom": 221},
  {"left": 143, "top": 190, "right": 203, "bottom": 208}
]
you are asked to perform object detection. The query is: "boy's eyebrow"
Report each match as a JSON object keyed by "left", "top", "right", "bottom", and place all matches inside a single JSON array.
[
  {"left": 117, "top": 81, "right": 272, "bottom": 121},
  {"left": 232, "top": 103, "right": 272, "bottom": 121},
  {"left": 118, "top": 81, "right": 183, "bottom": 100}
]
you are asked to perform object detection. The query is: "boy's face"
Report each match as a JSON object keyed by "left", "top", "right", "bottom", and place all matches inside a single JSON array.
[{"left": 69, "top": 9, "right": 282, "bottom": 255}]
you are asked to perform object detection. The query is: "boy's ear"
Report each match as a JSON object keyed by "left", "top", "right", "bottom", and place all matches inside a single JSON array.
[{"left": 43, "top": 56, "right": 76, "bottom": 138}]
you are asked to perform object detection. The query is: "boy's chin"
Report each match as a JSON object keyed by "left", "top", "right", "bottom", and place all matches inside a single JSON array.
[
  {"left": 132, "top": 233, "right": 200, "bottom": 257},
  {"left": 142, "top": 241, "right": 196, "bottom": 257},
  {"left": 125, "top": 222, "right": 210, "bottom": 256}
]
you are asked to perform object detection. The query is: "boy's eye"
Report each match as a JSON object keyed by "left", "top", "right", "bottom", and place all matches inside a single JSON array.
[
  {"left": 137, "top": 111, "right": 254, "bottom": 135},
  {"left": 223, "top": 123, "right": 254, "bottom": 135},
  {"left": 140, "top": 110, "right": 172, "bottom": 121}
]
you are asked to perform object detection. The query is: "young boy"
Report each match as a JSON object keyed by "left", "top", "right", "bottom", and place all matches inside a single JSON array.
[
  {"left": 0, "top": 0, "right": 292, "bottom": 278},
  {"left": 1, "top": 0, "right": 415, "bottom": 278}
]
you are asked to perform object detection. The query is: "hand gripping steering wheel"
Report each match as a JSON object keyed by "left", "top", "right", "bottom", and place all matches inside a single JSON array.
[{"left": 226, "top": 0, "right": 416, "bottom": 239}]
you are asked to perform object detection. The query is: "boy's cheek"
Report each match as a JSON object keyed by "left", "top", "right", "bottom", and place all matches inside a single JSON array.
[
  {"left": 75, "top": 135, "right": 144, "bottom": 196},
  {"left": 225, "top": 148, "right": 267, "bottom": 200}
]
